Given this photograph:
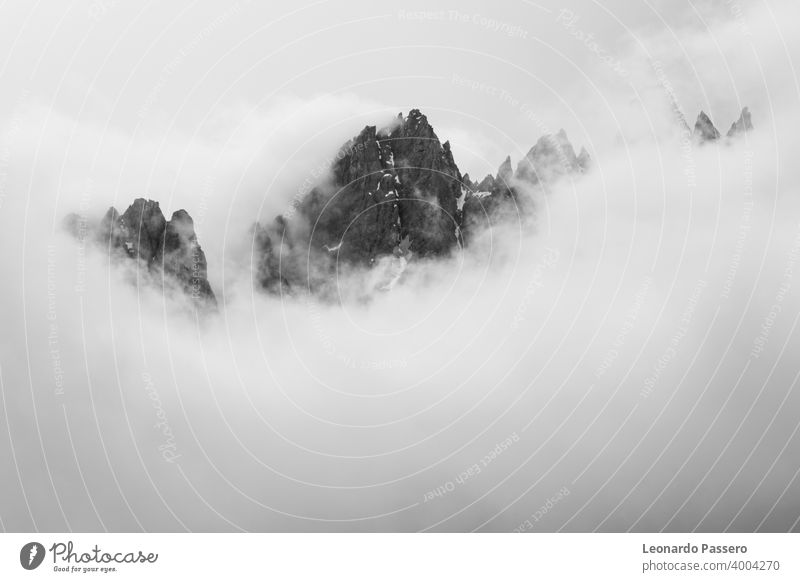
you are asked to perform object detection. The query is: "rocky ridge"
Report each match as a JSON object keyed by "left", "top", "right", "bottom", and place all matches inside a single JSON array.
[
  {"left": 65, "top": 198, "right": 216, "bottom": 307},
  {"left": 65, "top": 107, "right": 754, "bottom": 302}
]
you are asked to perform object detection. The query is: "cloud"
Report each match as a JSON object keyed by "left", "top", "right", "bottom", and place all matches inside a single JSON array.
[{"left": 0, "top": 0, "right": 799, "bottom": 533}]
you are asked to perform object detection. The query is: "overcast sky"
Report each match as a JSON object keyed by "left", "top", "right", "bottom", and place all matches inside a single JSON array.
[
  {"left": 1, "top": 0, "right": 795, "bottom": 184},
  {"left": 1, "top": 0, "right": 799, "bottom": 533}
]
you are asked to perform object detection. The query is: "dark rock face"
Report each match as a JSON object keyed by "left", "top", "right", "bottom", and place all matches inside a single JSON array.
[
  {"left": 253, "top": 113, "right": 591, "bottom": 294},
  {"left": 161, "top": 209, "right": 216, "bottom": 303},
  {"left": 460, "top": 130, "right": 587, "bottom": 244},
  {"left": 694, "top": 111, "right": 721, "bottom": 142},
  {"left": 252, "top": 219, "right": 290, "bottom": 294},
  {"left": 727, "top": 107, "right": 753, "bottom": 137},
  {"left": 300, "top": 109, "right": 463, "bottom": 265},
  {"left": 69, "top": 198, "right": 216, "bottom": 307},
  {"left": 461, "top": 156, "right": 521, "bottom": 245}
]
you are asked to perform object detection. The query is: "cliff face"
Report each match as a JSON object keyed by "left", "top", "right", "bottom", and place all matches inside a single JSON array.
[
  {"left": 515, "top": 129, "right": 582, "bottom": 184},
  {"left": 59, "top": 107, "right": 755, "bottom": 303},
  {"left": 694, "top": 111, "right": 721, "bottom": 142},
  {"left": 67, "top": 198, "right": 216, "bottom": 307},
  {"left": 299, "top": 109, "right": 463, "bottom": 265},
  {"left": 252, "top": 111, "right": 595, "bottom": 294}
]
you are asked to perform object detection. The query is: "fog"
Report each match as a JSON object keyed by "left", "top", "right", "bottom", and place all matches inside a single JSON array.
[{"left": 0, "top": 0, "right": 799, "bottom": 532}]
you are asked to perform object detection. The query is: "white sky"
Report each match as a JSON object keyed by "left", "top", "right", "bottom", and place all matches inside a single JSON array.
[
  {"left": 1, "top": 0, "right": 800, "bottom": 532},
  {"left": 0, "top": 0, "right": 795, "bottom": 183}
]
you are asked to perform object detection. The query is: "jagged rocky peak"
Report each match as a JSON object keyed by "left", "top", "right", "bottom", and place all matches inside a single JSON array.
[
  {"left": 66, "top": 198, "right": 216, "bottom": 307},
  {"left": 253, "top": 109, "right": 596, "bottom": 295},
  {"left": 297, "top": 108, "right": 462, "bottom": 265},
  {"left": 476, "top": 174, "right": 496, "bottom": 193},
  {"left": 727, "top": 106, "right": 753, "bottom": 137},
  {"left": 119, "top": 198, "right": 167, "bottom": 262},
  {"left": 251, "top": 217, "right": 290, "bottom": 294},
  {"left": 496, "top": 155, "right": 513, "bottom": 186},
  {"left": 514, "top": 129, "right": 582, "bottom": 185},
  {"left": 161, "top": 209, "right": 216, "bottom": 304},
  {"left": 461, "top": 173, "right": 476, "bottom": 192},
  {"left": 247, "top": 108, "right": 466, "bottom": 296},
  {"left": 694, "top": 111, "right": 721, "bottom": 142}
]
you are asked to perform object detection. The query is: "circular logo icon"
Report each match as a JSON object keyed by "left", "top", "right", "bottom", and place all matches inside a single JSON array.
[{"left": 20, "top": 542, "right": 45, "bottom": 570}]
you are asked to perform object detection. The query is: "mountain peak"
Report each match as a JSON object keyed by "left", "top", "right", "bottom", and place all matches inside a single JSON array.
[
  {"left": 694, "top": 111, "right": 721, "bottom": 142},
  {"left": 66, "top": 200, "right": 216, "bottom": 307},
  {"left": 727, "top": 106, "right": 753, "bottom": 137},
  {"left": 515, "top": 131, "right": 580, "bottom": 184},
  {"left": 497, "top": 155, "right": 513, "bottom": 184}
]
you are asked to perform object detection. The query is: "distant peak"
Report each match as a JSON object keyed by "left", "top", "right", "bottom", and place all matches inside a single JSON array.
[
  {"left": 727, "top": 106, "right": 753, "bottom": 137},
  {"left": 406, "top": 108, "right": 427, "bottom": 124},
  {"left": 694, "top": 111, "right": 720, "bottom": 142}
]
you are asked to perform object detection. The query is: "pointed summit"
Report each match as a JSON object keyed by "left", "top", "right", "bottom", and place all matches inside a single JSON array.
[
  {"left": 476, "top": 174, "right": 495, "bottom": 192},
  {"left": 496, "top": 155, "right": 513, "bottom": 185},
  {"left": 63, "top": 200, "right": 216, "bottom": 307},
  {"left": 727, "top": 106, "right": 753, "bottom": 137},
  {"left": 286, "top": 108, "right": 462, "bottom": 273},
  {"left": 694, "top": 111, "right": 721, "bottom": 142},
  {"left": 515, "top": 130, "right": 580, "bottom": 184}
]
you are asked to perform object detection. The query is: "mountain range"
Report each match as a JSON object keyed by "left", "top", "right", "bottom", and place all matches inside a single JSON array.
[{"left": 64, "top": 107, "right": 753, "bottom": 306}]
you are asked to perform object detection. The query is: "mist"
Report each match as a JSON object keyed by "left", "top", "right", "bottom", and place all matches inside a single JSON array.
[{"left": 1, "top": 0, "right": 799, "bottom": 533}]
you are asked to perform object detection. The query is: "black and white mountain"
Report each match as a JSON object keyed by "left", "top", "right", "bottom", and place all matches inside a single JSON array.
[
  {"left": 65, "top": 198, "right": 216, "bottom": 307},
  {"left": 65, "top": 107, "right": 753, "bottom": 302}
]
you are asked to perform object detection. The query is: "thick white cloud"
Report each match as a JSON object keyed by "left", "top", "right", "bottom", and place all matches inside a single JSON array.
[{"left": 0, "top": 0, "right": 798, "bottom": 532}]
